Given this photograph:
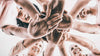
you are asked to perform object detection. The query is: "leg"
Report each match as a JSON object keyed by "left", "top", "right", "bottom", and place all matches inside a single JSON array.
[
  {"left": 72, "top": 20, "right": 100, "bottom": 34},
  {"left": 14, "top": 0, "right": 39, "bottom": 19},
  {"left": 67, "top": 33, "right": 100, "bottom": 55},
  {"left": 28, "top": 40, "right": 44, "bottom": 56},
  {"left": 77, "top": 6, "right": 97, "bottom": 20},
  {"left": 45, "top": 0, "right": 59, "bottom": 18},
  {"left": 57, "top": 32, "right": 69, "bottom": 56},
  {"left": 36, "top": 0, "right": 49, "bottom": 12},
  {"left": 0, "top": 0, "right": 17, "bottom": 27},
  {"left": 69, "top": 44, "right": 89, "bottom": 56},
  {"left": 70, "top": 0, "right": 90, "bottom": 19},
  {"left": 47, "top": 0, "right": 65, "bottom": 17},
  {"left": 28, "top": 0, "right": 65, "bottom": 38},
  {"left": 57, "top": 13, "right": 72, "bottom": 30},
  {"left": 58, "top": 41, "right": 68, "bottom": 56},
  {"left": 96, "top": 0, "right": 100, "bottom": 24},
  {"left": 46, "top": 0, "right": 65, "bottom": 26},
  {"left": 0, "top": 1, "right": 8, "bottom": 26},
  {"left": 2, "top": 25, "right": 31, "bottom": 38},
  {"left": 44, "top": 29, "right": 63, "bottom": 56},
  {"left": 10, "top": 38, "right": 42, "bottom": 56},
  {"left": 44, "top": 42, "right": 56, "bottom": 56}
]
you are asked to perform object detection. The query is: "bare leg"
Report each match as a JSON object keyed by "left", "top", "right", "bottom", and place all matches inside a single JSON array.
[
  {"left": 28, "top": 41, "right": 44, "bottom": 56},
  {"left": 0, "top": 1, "right": 8, "bottom": 26},
  {"left": 96, "top": 0, "right": 100, "bottom": 24},
  {"left": 44, "top": 29, "right": 63, "bottom": 56},
  {"left": 10, "top": 38, "right": 42, "bottom": 56},
  {"left": 28, "top": 0, "right": 65, "bottom": 38},
  {"left": 14, "top": 0, "right": 39, "bottom": 19},
  {"left": 58, "top": 13, "right": 72, "bottom": 30},
  {"left": 58, "top": 41, "right": 68, "bottom": 56},
  {"left": 0, "top": 0, "right": 17, "bottom": 27},
  {"left": 70, "top": 0, "right": 90, "bottom": 19},
  {"left": 69, "top": 0, "right": 100, "bottom": 34},
  {"left": 72, "top": 20, "right": 100, "bottom": 34},
  {"left": 2, "top": 25, "right": 31, "bottom": 38},
  {"left": 69, "top": 44, "right": 89, "bottom": 56},
  {"left": 77, "top": 6, "right": 97, "bottom": 20},
  {"left": 56, "top": 32, "right": 68, "bottom": 56},
  {"left": 67, "top": 33, "right": 100, "bottom": 55},
  {"left": 44, "top": 42, "right": 56, "bottom": 56},
  {"left": 44, "top": 0, "right": 65, "bottom": 55},
  {"left": 36, "top": 0, "right": 49, "bottom": 12},
  {"left": 14, "top": 0, "right": 63, "bottom": 39}
]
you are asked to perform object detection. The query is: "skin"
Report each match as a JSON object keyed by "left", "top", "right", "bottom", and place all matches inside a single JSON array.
[
  {"left": 11, "top": 0, "right": 67, "bottom": 55},
  {"left": 58, "top": 32, "right": 68, "bottom": 56},
  {"left": 97, "top": 0, "right": 100, "bottom": 24},
  {"left": 1, "top": 0, "right": 100, "bottom": 36},
  {"left": 14, "top": 0, "right": 62, "bottom": 39},
  {"left": 69, "top": 44, "right": 89, "bottom": 56},
  {"left": 63, "top": 0, "right": 100, "bottom": 55},
  {"left": 40, "top": 0, "right": 68, "bottom": 56},
  {"left": 36, "top": 0, "right": 49, "bottom": 12},
  {"left": 16, "top": 8, "right": 31, "bottom": 23},
  {"left": 72, "top": 20, "right": 100, "bottom": 34},
  {"left": 70, "top": 0, "right": 91, "bottom": 19},
  {"left": 1, "top": 0, "right": 100, "bottom": 56},
  {"left": 28, "top": 41, "right": 43, "bottom": 56},
  {"left": 10, "top": 38, "right": 43, "bottom": 56},
  {"left": 67, "top": 33, "right": 100, "bottom": 55},
  {"left": 6, "top": 0, "right": 65, "bottom": 55},
  {"left": 2, "top": 0, "right": 72, "bottom": 38},
  {"left": 0, "top": 0, "right": 17, "bottom": 27},
  {"left": 44, "top": 30, "right": 68, "bottom": 56},
  {"left": 2, "top": 0, "right": 100, "bottom": 35},
  {"left": 77, "top": 6, "right": 97, "bottom": 20},
  {"left": 70, "top": 0, "right": 100, "bottom": 34},
  {"left": 2, "top": 25, "right": 31, "bottom": 38}
]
